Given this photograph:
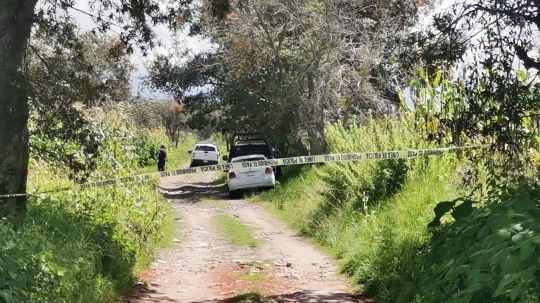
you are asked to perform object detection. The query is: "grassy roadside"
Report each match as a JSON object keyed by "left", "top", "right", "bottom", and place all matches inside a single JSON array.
[
  {"left": 0, "top": 118, "right": 185, "bottom": 302},
  {"left": 251, "top": 118, "right": 468, "bottom": 302},
  {"left": 254, "top": 157, "right": 462, "bottom": 301},
  {"left": 156, "top": 210, "right": 183, "bottom": 249},
  {"left": 215, "top": 214, "right": 263, "bottom": 247},
  {"left": 137, "top": 134, "right": 198, "bottom": 174}
]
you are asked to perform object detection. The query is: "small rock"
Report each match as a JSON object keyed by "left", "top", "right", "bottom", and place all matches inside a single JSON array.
[
  {"left": 286, "top": 262, "right": 292, "bottom": 267},
  {"left": 220, "top": 291, "right": 234, "bottom": 295},
  {"left": 173, "top": 239, "right": 182, "bottom": 243},
  {"left": 273, "top": 259, "right": 286, "bottom": 266}
]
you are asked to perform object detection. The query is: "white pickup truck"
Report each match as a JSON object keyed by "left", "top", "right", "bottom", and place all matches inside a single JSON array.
[{"left": 188, "top": 143, "right": 220, "bottom": 167}]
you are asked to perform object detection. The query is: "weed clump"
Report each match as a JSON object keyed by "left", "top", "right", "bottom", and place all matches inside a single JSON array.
[
  {"left": 0, "top": 110, "right": 183, "bottom": 302},
  {"left": 256, "top": 117, "right": 463, "bottom": 302}
]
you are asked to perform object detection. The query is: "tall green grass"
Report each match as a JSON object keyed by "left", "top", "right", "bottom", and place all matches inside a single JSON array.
[
  {"left": 0, "top": 109, "right": 175, "bottom": 303},
  {"left": 0, "top": 185, "right": 169, "bottom": 303},
  {"left": 255, "top": 117, "right": 464, "bottom": 302},
  {"left": 215, "top": 214, "right": 262, "bottom": 247},
  {"left": 137, "top": 132, "right": 197, "bottom": 174}
]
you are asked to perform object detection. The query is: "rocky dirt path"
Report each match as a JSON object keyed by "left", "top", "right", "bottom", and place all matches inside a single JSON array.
[{"left": 125, "top": 172, "right": 367, "bottom": 303}]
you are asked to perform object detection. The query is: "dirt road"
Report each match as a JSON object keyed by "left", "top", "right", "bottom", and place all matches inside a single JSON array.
[{"left": 125, "top": 172, "right": 367, "bottom": 303}]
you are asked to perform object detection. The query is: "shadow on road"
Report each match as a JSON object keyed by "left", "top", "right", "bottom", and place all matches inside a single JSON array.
[
  {"left": 194, "top": 290, "right": 369, "bottom": 303},
  {"left": 126, "top": 289, "right": 369, "bottom": 303},
  {"left": 157, "top": 182, "right": 228, "bottom": 202}
]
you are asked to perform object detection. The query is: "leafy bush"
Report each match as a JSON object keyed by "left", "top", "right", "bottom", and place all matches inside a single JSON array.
[
  {"left": 0, "top": 107, "right": 174, "bottom": 303},
  {"left": 0, "top": 183, "right": 168, "bottom": 303},
  {"left": 30, "top": 104, "right": 168, "bottom": 181},
  {"left": 256, "top": 117, "right": 464, "bottom": 302},
  {"left": 317, "top": 117, "right": 435, "bottom": 218},
  {"left": 418, "top": 183, "right": 540, "bottom": 303},
  {"left": 532, "top": 149, "right": 540, "bottom": 170}
]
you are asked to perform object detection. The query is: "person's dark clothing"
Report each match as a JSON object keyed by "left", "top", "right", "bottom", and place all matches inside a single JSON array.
[{"left": 158, "top": 148, "right": 167, "bottom": 171}]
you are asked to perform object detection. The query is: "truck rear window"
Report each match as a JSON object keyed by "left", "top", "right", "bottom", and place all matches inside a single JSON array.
[
  {"left": 195, "top": 146, "right": 216, "bottom": 152},
  {"left": 232, "top": 157, "right": 265, "bottom": 163},
  {"left": 230, "top": 145, "right": 270, "bottom": 158}
]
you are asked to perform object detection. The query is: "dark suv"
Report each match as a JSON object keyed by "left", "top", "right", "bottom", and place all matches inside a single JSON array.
[{"left": 223, "top": 133, "right": 282, "bottom": 177}]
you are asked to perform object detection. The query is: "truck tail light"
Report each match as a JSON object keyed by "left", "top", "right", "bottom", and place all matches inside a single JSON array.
[
  {"left": 265, "top": 167, "right": 273, "bottom": 174},
  {"left": 228, "top": 171, "right": 236, "bottom": 179}
]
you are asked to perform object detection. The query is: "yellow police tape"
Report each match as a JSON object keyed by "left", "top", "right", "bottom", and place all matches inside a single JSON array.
[{"left": 0, "top": 145, "right": 488, "bottom": 198}]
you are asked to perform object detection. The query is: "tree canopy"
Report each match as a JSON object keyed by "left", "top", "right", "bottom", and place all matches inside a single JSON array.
[
  {"left": 0, "top": 0, "right": 227, "bottom": 216},
  {"left": 150, "top": 0, "right": 429, "bottom": 154}
]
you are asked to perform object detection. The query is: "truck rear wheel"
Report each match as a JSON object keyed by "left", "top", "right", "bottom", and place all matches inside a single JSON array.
[{"left": 229, "top": 189, "right": 242, "bottom": 199}]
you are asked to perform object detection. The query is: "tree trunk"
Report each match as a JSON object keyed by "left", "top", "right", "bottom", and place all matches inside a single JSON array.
[
  {"left": 307, "top": 124, "right": 326, "bottom": 155},
  {"left": 295, "top": 132, "right": 309, "bottom": 156},
  {"left": 305, "top": 71, "right": 327, "bottom": 155},
  {"left": 0, "top": 0, "right": 37, "bottom": 217}
]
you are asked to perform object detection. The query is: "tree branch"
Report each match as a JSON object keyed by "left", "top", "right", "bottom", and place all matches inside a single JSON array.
[
  {"left": 515, "top": 44, "right": 540, "bottom": 71},
  {"left": 28, "top": 44, "right": 54, "bottom": 75}
]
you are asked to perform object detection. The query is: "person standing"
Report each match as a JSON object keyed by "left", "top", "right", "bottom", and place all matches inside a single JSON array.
[{"left": 158, "top": 145, "right": 167, "bottom": 172}]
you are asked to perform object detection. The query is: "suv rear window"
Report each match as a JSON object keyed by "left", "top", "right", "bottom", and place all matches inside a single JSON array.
[{"left": 195, "top": 145, "right": 216, "bottom": 152}]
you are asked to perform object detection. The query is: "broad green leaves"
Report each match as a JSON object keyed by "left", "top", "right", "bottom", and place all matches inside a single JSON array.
[
  {"left": 420, "top": 185, "right": 540, "bottom": 302},
  {"left": 428, "top": 199, "right": 473, "bottom": 228}
]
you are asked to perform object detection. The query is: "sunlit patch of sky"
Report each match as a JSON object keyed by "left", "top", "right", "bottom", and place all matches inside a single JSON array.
[
  {"left": 67, "top": 0, "right": 466, "bottom": 103},
  {"left": 404, "top": 0, "right": 540, "bottom": 109},
  {"left": 71, "top": 0, "right": 539, "bottom": 105},
  {"left": 69, "top": 0, "right": 215, "bottom": 99}
]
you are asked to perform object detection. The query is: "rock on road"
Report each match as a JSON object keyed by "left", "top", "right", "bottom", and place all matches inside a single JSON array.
[{"left": 125, "top": 172, "right": 368, "bottom": 303}]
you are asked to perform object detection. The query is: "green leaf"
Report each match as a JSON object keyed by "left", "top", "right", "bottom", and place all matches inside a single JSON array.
[
  {"left": 488, "top": 214, "right": 512, "bottom": 230},
  {"left": 511, "top": 231, "right": 527, "bottom": 243},
  {"left": 495, "top": 229, "right": 512, "bottom": 241},
  {"left": 445, "top": 264, "right": 469, "bottom": 280},
  {"left": 490, "top": 247, "right": 513, "bottom": 264},
  {"left": 512, "top": 197, "right": 535, "bottom": 212},
  {"left": 465, "top": 282, "right": 483, "bottom": 293},
  {"left": 492, "top": 274, "right": 519, "bottom": 297},
  {"left": 517, "top": 69, "right": 527, "bottom": 82},
  {"left": 500, "top": 255, "right": 521, "bottom": 274},
  {"left": 0, "top": 290, "right": 14, "bottom": 303},
  {"left": 476, "top": 224, "right": 490, "bottom": 239},
  {"left": 434, "top": 71, "right": 442, "bottom": 87},
  {"left": 418, "top": 68, "right": 427, "bottom": 81},
  {"left": 429, "top": 201, "right": 456, "bottom": 227},
  {"left": 518, "top": 265, "right": 536, "bottom": 281},
  {"left": 509, "top": 288, "right": 521, "bottom": 301},
  {"left": 452, "top": 200, "right": 473, "bottom": 220},
  {"left": 519, "top": 240, "right": 534, "bottom": 260},
  {"left": 450, "top": 293, "right": 473, "bottom": 303}
]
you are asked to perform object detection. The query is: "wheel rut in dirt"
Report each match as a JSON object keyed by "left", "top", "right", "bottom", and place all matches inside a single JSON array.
[{"left": 125, "top": 173, "right": 368, "bottom": 303}]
